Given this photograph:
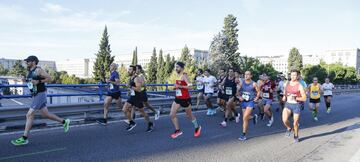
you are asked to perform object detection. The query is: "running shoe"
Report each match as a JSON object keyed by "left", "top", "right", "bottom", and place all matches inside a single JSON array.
[
  {"left": 326, "top": 107, "right": 331, "bottom": 114},
  {"left": 96, "top": 118, "right": 107, "bottom": 126},
  {"left": 253, "top": 114, "right": 258, "bottom": 125},
  {"left": 266, "top": 116, "right": 274, "bottom": 127},
  {"left": 211, "top": 109, "right": 217, "bottom": 115},
  {"left": 220, "top": 121, "right": 227, "bottom": 127},
  {"left": 194, "top": 126, "right": 202, "bottom": 138},
  {"left": 11, "top": 136, "right": 28, "bottom": 146},
  {"left": 155, "top": 110, "right": 160, "bottom": 120},
  {"left": 146, "top": 122, "right": 154, "bottom": 132},
  {"left": 238, "top": 135, "right": 247, "bottom": 141},
  {"left": 314, "top": 117, "right": 318, "bottom": 121},
  {"left": 171, "top": 130, "right": 183, "bottom": 139},
  {"left": 126, "top": 121, "right": 137, "bottom": 131},
  {"left": 206, "top": 109, "right": 212, "bottom": 116},
  {"left": 285, "top": 129, "right": 292, "bottom": 137},
  {"left": 235, "top": 113, "right": 241, "bottom": 123},
  {"left": 294, "top": 136, "right": 300, "bottom": 143},
  {"left": 63, "top": 119, "right": 70, "bottom": 133}
]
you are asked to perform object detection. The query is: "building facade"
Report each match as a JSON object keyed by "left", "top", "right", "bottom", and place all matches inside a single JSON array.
[
  {"left": 320, "top": 49, "right": 360, "bottom": 74},
  {"left": 0, "top": 58, "right": 56, "bottom": 71}
]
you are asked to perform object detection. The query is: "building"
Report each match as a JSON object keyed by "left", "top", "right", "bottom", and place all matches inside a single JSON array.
[
  {"left": 56, "top": 59, "right": 94, "bottom": 78},
  {"left": 0, "top": 76, "right": 27, "bottom": 95},
  {"left": 320, "top": 49, "right": 360, "bottom": 74},
  {"left": 0, "top": 58, "right": 56, "bottom": 71},
  {"left": 257, "top": 54, "right": 321, "bottom": 74}
]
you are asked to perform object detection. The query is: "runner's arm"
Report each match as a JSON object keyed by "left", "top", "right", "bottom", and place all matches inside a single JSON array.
[
  {"left": 297, "top": 84, "right": 307, "bottom": 102},
  {"left": 180, "top": 74, "right": 193, "bottom": 90},
  {"left": 133, "top": 77, "right": 142, "bottom": 92},
  {"left": 253, "top": 82, "right": 261, "bottom": 101},
  {"left": 37, "top": 68, "right": 52, "bottom": 84}
]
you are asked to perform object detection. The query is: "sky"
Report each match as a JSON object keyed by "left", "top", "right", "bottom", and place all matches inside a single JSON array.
[{"left": 0, "top": 0, "right": 359, "bottom": 61}]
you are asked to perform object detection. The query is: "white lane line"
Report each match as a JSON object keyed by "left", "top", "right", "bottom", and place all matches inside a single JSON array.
[
  {"left": 0, "top": 109, "right": 208, "bottom": 136},
  {"left": 10, "top": 99, "right": 24, "bottom": 105}
]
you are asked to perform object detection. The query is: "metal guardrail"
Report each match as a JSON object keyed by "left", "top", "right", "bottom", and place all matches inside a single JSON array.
[{"left": 0, "top": 83, "right": 203, "bottom": 103}]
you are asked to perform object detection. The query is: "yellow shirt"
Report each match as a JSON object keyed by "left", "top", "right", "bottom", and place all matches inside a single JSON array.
[{"left": 310, "top": 84, "right": 321, "bottom": 99}]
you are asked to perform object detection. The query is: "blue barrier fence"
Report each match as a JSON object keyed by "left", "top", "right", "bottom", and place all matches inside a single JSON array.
[{"left": 0, "top": 83, "right": 201, "bottom": 103}]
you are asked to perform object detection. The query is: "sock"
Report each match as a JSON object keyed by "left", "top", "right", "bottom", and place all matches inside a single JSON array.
[
  {"left": 62, "top": 120, "right": 65, "bottom": 124},
  {"left": 22, "top": 136, "right": 28, "bottom": 140},
  {"left": 104, "top": 118, "right": 108, "bottom": 123},
  {"left": 192, "top": 119, "right": 199, "bottom": 128},
  {"left": 243, "top": 132, "right": 246, "bottom": 136},
  {"left": 224, "top": 118, "right": 228, "bottom": 122},
  {"left": 129, "top": 120, "right": 135, "bottom": 125}
]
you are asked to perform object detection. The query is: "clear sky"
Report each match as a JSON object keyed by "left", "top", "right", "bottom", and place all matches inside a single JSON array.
[{"left": 0, "top": 0, "right": 359, "bottom": 61}]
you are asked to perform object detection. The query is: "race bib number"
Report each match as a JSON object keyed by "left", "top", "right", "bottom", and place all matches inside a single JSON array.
[
  {"left": 197, "top": 84, "right": 204, "bottom": 90},
  {"left": 225, "top": 87, "right": 233, "bottom": 95},
  {"left": 287, "top": 94, "right": 297, "bottom": 103},
  {"left": 262, "top": 93, "right": 270, "bottom": 98},
  {"left": 312, "top": 91, "right": 318, "bottom": 96},
  {"left": 130, "top": 89, "right": 135, "bottom": 96},
  {"left": 176, "top": 89, "right": 182, "bottom": 97},
  {"left": 109, "top": 83, "right": 114, "bottom": 90},
  {"left": 27, "top": 82, "right": 34, "bottom": 90},
  {"left": 242, "top": 92, "right": 250, "bottom": 101}
]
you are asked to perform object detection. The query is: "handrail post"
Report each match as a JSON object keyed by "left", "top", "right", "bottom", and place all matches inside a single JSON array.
[
  {"left": 99, "top": 82, "right": 104, "bottom": 102},
  {"left": 165, "top": 82, "right": 169, "bottom": 98}
]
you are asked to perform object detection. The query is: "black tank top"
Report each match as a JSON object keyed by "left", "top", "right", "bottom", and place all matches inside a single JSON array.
[
  {"left": 27, "top": 67, "right": 46, "bottom": 94},
  {"left": 129, "top": 76, "right": 140, "bottom": 97},
  {"left": 224, "top": 76, "right": 236, "bottom": 96}
]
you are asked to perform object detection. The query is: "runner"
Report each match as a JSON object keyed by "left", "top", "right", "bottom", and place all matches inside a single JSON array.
[
  {"left": 308, "top": 77, "right": 322, "bottom": 121},
  {"left": 11, "top": 55, "right": 70, "bottom": 146},
  {"left": 260, "top": 74, "right": 276, "bottom": 127},
  {"left": 276, "top": 75, "right": 286, "bottom": 112},
  {"left": 203, "top": 69, "right": 217, "bottom": 116},
  {"left": 220, "top": 68, "right": 240, "bottom": 127},
  {"left": 195, "top": 69, "right": 204, "bottom": 110},
  {"left": 282, "top": 69, "right": 307, "bottom": 143},
  {"left": 97, "top": 63, "right": 122, "bottom": 125},
  {"left": 256, "top": 75, "right": 265, "bottom": 120},
  {"left": 122, "top": 65, "right": 154, "bottom": 132},
  {"left": 321, "top": 78, "right": 335, "bottom": 114},
  {"left": 216, "top": 69, "right": 227, "bottom": 112},
  {"left": 170, "top": 62, "right": 201, "bottom": 139},
  {"left": 136, "top": 65, "right": 160, "bottom": 120},
  {"left": 238, "top": 70, "right": 260, "bottom": 141}
]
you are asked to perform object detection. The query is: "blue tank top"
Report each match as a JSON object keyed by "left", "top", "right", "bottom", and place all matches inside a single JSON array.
[{"left": 240, "top": 80, "right": 255, "bottom": 101}]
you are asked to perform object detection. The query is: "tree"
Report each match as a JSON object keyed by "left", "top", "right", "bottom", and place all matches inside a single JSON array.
[
  {"left": 131, "top": 46, "right": 138, "bottom": 65},
  {"left": 180, "top": 45, "right": 191, "bottom": 64},
  {"left": 209, "top": 32, "right": 227, "bottom": 71},
  {"left": 288, "top": 47, "right": 303, "bottom": 71},
  {"left": 146, "top": 48, "right": 157, "bottom": 84},
  {"left": 168, "top": 46, "right": 197, "bottom": 84},
  {"left": 156, "top": 49, "right": 166, "bottom": 84},
  {"left": 9, "top": 60, "right": 26, "bottom": 77},
  {"left": 238, "top": 56, "right": 278, "bottom": 81},
  {"left": 118, "top": 64, "right": 129, "bottom": 84},
  {"left": 164, "top": 53, "right": 173, "bottom": 78},
  {"left": 93, "top": 26, "right": 114, "bottom": 82},
  {"left": 0, "top": 64, "right": 8, "bottom": 75},
  {"left": 222, "top": 14, "right": 240, "bottom": 68},
  {"left": 302, "top": 65, "right": 328, "bottom": 84}
]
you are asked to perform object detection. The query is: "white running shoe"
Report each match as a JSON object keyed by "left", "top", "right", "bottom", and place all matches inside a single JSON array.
[
  {"left": 235, "top": 113, "right": 241, "bottom": 123},
  {"left": 220, "top": 121, "right": 227, "bottom": 127},
  {"left": 155, "top": 110, "right": 160, "bottom": 120},
  {"left": 266, "top": 116, "right": 274, "bottom": 127}
]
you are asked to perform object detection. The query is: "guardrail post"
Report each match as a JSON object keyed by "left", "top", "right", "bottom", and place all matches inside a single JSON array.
[
  {"left": 99, "top": 82, "right": 104, "bottom": 102},
  {"left": 165, "top": 82, "right": 169, "bottom": 98}
]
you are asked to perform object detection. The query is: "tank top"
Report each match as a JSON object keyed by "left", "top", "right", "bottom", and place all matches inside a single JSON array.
[
  {"left": 309, "top": 83, "right": 321, "bottom": 99},
  {"left": 129, "top": 76, "right": 140, "bottom": 97},
  {"left": 240, "top": 80, "right": 255, "bottom": 102},
  {"left": 285, "top": 82, "right": 301, "bottom": 104},
  {"left": 26, "top": 67, "right": 46, "bottom": 95},
  {"left": 175, "top": 74, "right": 190, "bottom": 99},
  {"left": 261, "top": 80, "right": 274, "bottom": 99},
  {"left": 224, "top": 76, "right": 237, "bottom": 96}
]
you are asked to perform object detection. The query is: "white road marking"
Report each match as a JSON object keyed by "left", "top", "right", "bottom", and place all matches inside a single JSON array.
[{"left": 10, "top": 99, "right": 24, "bottom": 105}]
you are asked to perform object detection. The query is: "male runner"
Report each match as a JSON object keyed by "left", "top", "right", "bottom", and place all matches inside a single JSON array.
[
  {"left": 216, "top": 69, "right": 227, "bottom": 112},
  {"left": 11, "top": 55, "right": 70, "bottom": 146},
  {"left": 321, "top": 78, "right": 334, "bottom": 114},
  {"left": 170, "top": 62, "right": 201, "bottom": 139},
  {"left": 203, "top": 69, "right": 217, "bottom": 116},
  {"left": 195, "top": 69, "right": 204, "bottom": 110},
  {"left": 282, "top": 69, "right": 307, "bottom": 143},
  {"left": 260, "top": 74, "right": 276, "bottom": 127},
  {"left": 276, "top": 75, "right": 286, "bottom": 112},
  {"left": 308, "top": 77, "right": 321, "bottom": 121},
  {"left": 238, "top": 70, "right": 260, "bottom": 141},
  {"left": 97, "top": 63, "right": 122, "bottom": 125},
  {"left": 220, "top": 68, "right": 240, "bottom": 127},
  {"left": 122, "top": 65, "right": 154, "bottom": 132}
]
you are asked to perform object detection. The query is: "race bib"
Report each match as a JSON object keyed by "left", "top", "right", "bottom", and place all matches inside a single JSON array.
[
  {"left": 197, "top": 84, "right": 204, "bottom": 90},
  {"left": 130, "top": 89, "right": 135, "bottom": 96},
  {"left": 312, "top": 91, "right": 318, "bottom": 96},
  {"left": 287, "top": 94, "right": 297, "bottom": 103},
  {"left": 242, "top": 92, "right": 250, "bottom": 101},
  {"left": 27, "top": 82, "right": 34, "bottom": 90},
  {"left": 109, "top": 83, "right": 114, "bottom": 90},
  {"left": 263, "top": 93, "right": 270, "bottom": 98},
  {"left": 225, "top": 87, "right": 233, "bottom": 95},
  {"left": 176, "top": 89, "right": 182, "bottom": 96}
]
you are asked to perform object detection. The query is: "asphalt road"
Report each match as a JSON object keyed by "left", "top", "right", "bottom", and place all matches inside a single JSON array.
[{"left": 1, "top": 93, "right": 360, "bottom": 162}]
